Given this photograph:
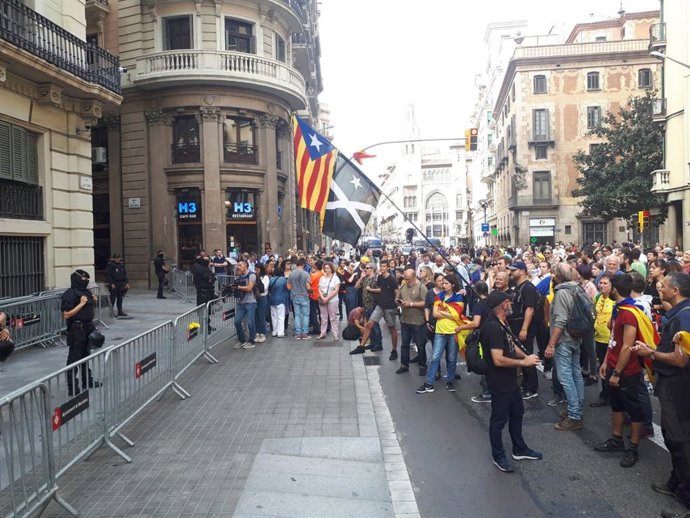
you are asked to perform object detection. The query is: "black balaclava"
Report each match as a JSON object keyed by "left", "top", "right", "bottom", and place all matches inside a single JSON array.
[{"left": 70, "top": 269, "right": 90, "bottom": 290}]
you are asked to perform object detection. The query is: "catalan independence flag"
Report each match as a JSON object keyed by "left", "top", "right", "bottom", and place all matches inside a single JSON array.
[{"left": 292, "top": 114, "right": 337, "bottom": 220}]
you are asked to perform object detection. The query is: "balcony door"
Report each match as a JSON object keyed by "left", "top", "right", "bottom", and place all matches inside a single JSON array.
[
  {"left": 533, "top": 171, "right": 551, "bottom": 204},
  {"left": 225, "top": 19, "right": 254, "bottom": 53},
  {"left": 164, "top": 16, "right": 193, "bottom": 50}
]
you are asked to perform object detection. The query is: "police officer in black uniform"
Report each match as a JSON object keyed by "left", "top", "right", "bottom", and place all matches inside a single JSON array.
[
  {"left": 105, "top": 253, "right": 129, "bottom": 316},
  {"left": 153, "top": 249, "right": 169, "bottom": 299},
  {"left": 191, "top": 253, "right": 216, "bottom": 307},
  {"left": 61, "top": 269, "right": 101, "bottom": 396}
]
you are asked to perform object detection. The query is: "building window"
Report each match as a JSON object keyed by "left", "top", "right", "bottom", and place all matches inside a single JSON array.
[
  {"left": 535, "top": 144, "right": 548, "bottom": 160},
  {"left": 533, "top": 75, "right": 547, "bottom": 94},
  {"left": 487, "top": 156, "right": 494, "bottom": 169},
  {"left": 583, "top": 222, "right": 607, "bottom": 245},
  {"left": 638, "top": 68, "right": 652, "bottom": 89},
  {"left": 0, "top": 236, "right": 45, "bottom": 297},
  {"left": 0, "top": 121, "right": 42, "bottom": 221},
  {"left": 225, "top": 19, "right": 254, "bottom": 53},
  {"left": 532, "top": 109, "right": 550, "bottom": 141},
  {"left": 456, "top": 193, "right": 463, "bottom": 207},
  {"left": 589, "top": 143, "right": 601, "bottom": 154},
  {"left": 164, "top": 16, "right": 193, "bottom": 50},
  {"left": 565, "top": 225, "right": 572, "bottom": 235},
  {"left": 587, "top": 106, "right": 601, "bottom": 129},
  {"left": 595, "top": 36, "right": 607, "bottom": 42},
  {"left": 533, "top": 171, "right": 551, "bottom": 204},
  {"left": 587, "top": 71, "right": 600, "bottom": 91},
  {"left": 172, "top": 116, "right": 200, "bottom": 163},
  {"left": 511, "top": 83, "right": 516, "bottom": 102},
  {"left": 275, "top": 34, "right": 286, "bottom": 62},
  {"left": 487, "top": 133, "right": 493, "bottom": 146},
  {"left": 223, "top": 117, "right": 257, "bottom": 164}
]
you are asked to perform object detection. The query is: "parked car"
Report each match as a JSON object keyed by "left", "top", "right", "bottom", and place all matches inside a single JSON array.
[{"left": 359, "top": 236, "right": 384, "bottom": 257}]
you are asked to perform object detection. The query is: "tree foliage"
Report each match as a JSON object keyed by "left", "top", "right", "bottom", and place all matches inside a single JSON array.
[{"left": 572, "top": 92, "right": 665, "bottom": 222}]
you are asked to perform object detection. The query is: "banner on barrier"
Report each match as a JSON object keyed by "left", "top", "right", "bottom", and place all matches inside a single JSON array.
[
  {"left": 52, "top": 390, "right": 90, "bottom": 431},
  {"left": 135, "top": 352, "right": 157, "bottom": 379}
]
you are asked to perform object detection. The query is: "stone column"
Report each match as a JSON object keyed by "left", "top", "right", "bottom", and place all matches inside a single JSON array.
[
  {"left": 276, "top": 119, "right": 295, "bottom": 251},
  {"left": 200, "top": 106, "right": 223, "bottom": 252},
  {"left": 145, "top": 109, "right": 173, "bottom": 287},
  {"left": 104, "top": 113, "right": 123, "bottom": 258},
  {"left": 258, "top": 114, "right": 280, "bottom": 250}
]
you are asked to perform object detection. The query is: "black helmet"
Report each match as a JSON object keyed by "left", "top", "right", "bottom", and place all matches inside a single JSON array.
[
  {"left": 87, "top": 330, "right": 105, "bottom": 349},
  {"left": 0, "top": 340, "right": 15, "bottom": 362}
]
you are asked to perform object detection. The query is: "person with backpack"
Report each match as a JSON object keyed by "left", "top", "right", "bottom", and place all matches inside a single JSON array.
[
  {"left": 481, "top": 291, "right": 542, "bottom": 473},
  {"left": 544, "top": 262, "right": 593, "bottom": 432}
]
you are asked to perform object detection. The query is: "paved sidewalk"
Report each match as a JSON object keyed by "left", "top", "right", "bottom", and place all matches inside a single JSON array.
[{"left": 37, "top": 300, "right": 419, "bottom": 517}]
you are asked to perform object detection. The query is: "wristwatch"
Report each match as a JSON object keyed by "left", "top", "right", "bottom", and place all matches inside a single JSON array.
[
  {"left": 650, "top": 351, "right": 656, "bottom": 360},
  {"left": 611, "top": 369, "right": 621, "bottom": 377}
]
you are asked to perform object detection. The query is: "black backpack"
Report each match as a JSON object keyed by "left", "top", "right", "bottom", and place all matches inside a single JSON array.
[
  {"left": 565, "top": 285, "right": 595, "bottom": 338},
  {"left": 465, "top": 328, "right": 488, "bottom": 375}
]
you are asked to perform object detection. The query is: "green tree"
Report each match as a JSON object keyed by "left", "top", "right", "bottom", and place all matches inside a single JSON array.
[{"left": 572, "top": 92, "right": 665, "bottom": 222}]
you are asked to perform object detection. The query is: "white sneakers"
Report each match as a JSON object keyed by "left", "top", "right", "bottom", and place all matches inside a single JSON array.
[{"left": 255, "top": 334, "right": 267, "bottom": 343}]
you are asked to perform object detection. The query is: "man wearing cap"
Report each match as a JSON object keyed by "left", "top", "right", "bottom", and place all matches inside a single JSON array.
[
  {"left": 481, "top": 290, "right": 542, "bottom": 473},
  {"left": 508, "top": 261, "right": 540, "bottom": 399}
]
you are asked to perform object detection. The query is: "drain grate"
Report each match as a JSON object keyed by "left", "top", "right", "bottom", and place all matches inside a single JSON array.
[{"left": 363, "top": 356, "right": 380, "bottom": 366}]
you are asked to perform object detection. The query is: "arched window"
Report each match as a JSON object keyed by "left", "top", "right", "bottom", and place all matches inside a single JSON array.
[{"left": 425, "top": 192, "right": 448, "bottom": 238}]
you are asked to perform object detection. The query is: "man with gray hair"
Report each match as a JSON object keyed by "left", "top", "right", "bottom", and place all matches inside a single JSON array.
[
  {"left": 545, "top": 262, "right": 585, "bottom": 431},
  {"left": 596, "top": 254, "right": 623, "bottom": 287}
]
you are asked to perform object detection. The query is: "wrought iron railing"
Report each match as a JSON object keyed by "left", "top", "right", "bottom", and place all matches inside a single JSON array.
[
  {"left": 224, "top": 143, "right": 258, "bottom": 165},
  {"left": 171, "top": 143, "right": 200, "bottom": 164},
  {"left": 649, "top": 23, "right": 666, "bottom": 47},
  {"left": 0, "top": 0, "right": 121, "bottom": 94},
  {"left": 0, "top": 179, "right": 43, "bottom": 220}
]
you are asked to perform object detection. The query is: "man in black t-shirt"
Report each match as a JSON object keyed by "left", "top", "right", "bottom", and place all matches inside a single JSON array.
[
  {"left": 481, "top": 291, "right": 542, "bottom": 474},
  {"left": 350, "top": 263, "right": 400, "bottom": 360},
  {"left": 507, "top": 261, "right": 540, "bottom": 399}
]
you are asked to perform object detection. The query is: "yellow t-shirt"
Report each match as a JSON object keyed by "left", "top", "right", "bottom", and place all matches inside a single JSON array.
[{"left": 594, "top": 294, "right": 615, "bottom": 343}]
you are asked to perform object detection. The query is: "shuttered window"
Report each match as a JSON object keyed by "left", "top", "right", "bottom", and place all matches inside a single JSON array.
[{"left": 0, "top": 121, "right": 39, "bottom": 185}]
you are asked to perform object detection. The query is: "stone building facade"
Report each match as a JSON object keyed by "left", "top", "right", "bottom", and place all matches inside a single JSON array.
[
  {"left": 491, "top": 11, "right": 660, "bottom": 247},
  {"left": 0, "top": 0, "right": 122, "bottom": 296},
  {"left": 89, "top": 0, "right": 322, "bottom": 286}
]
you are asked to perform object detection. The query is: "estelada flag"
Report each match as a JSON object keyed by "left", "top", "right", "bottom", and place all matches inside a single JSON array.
[
  {"left": 292, "top": 114, "right": 337, "bottom": 219},
  {"left": 618, "top": 304, "right": 660, "bottom": 381},
  {"left": 322, "top": 153, "right": 381, "bottom": 245}
]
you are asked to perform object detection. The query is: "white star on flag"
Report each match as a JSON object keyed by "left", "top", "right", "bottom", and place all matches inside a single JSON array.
[
  {"left": 349, "top": 176, "right": 362, "bottom": 190},
  {"left": 309, "top": 133, "right": 322, "bottom": 152}
]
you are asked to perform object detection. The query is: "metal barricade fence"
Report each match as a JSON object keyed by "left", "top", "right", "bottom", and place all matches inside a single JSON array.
[
  {"left": 171, "top": 269, "right": 195, "bottom": 303},
  {"left": 215, "top": 274, "right": 238, "bottom": 295},
  {"left": 171, "top": 305, "right": 210, "bottom": 394},
  {"left": 0, "top": 295, "right": 64, "bottom": 351},
  {"left": 35, "top": 348, "right": 110, "bottom": 479},
  {"left": 0, "top": 383, "right": 77, "bottom": 517},
  {"left": 103, "top": 321, "right": 176, "bottom": 462},
  {"left": 205, "top": 296, "right": 237, "bottom": 355}
]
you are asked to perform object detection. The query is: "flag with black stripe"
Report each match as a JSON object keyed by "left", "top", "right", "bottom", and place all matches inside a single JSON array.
[{"left": 322, "top": 153, "right": 381, "bottom": 245}]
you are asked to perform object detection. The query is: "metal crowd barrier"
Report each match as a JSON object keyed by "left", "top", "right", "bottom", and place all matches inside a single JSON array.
[
  {"left": 0, "top": 384, "right": 77, "bottom": 517},
  {"left": 171, "top": 269, "right": 195, "bottom": 303},
  {"left": 103, "top": 321, "right": 175, "bottom": 462},
  {"left": 206, "top": 296, "right": 237, "bottom": 353},
  {"left": 0, "top": 286, "right": 106, "bottom": 352},
  {"left": 0, "top": 298, "right": 244, "bottom": 517}
]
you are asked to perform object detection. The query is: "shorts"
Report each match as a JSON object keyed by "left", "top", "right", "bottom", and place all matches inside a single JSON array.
[
  {"left": 369, "top": 306, "right": 397, "bottom": 327},
  {"left": 607, "top": 368, "right": 643, "bottom": 422}
]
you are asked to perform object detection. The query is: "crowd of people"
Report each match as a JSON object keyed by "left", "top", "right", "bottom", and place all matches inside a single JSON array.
[{"left": 197, "top": 240, "right": 690, "bottom": 518}]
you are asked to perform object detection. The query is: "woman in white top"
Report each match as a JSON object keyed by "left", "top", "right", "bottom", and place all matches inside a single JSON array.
[{"left": 318, "top": 262, "right": 341, "bottom": 341}]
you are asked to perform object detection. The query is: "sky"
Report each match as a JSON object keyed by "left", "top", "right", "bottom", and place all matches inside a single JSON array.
[{"left": 318, "top": 0, "right": 660, "bottom": 174}]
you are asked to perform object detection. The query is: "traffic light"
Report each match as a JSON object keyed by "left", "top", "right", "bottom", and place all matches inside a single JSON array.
[
  {"left": 465, "top": 128, "right": 478, "bottom": 152},
  {"left": 638, "top": 210, "right": 650, "bottom": 231}
]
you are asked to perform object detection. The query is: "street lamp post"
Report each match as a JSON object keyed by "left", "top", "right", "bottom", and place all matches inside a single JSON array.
[{"left": 650, "top": 51, "right": 690, "bottom": 70}]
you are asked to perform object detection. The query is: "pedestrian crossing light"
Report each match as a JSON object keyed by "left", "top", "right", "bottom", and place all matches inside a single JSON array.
[
  {"left": 465, "top": 128, "right": 478, "bottom": 152},
  {"left": 638, "top": 210, "right": 650, "bottom": 231}
]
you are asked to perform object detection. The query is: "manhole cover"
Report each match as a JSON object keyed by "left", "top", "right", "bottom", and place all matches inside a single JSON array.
[{"left": 363, "top": 356, "right": 380, "bottom": 366}]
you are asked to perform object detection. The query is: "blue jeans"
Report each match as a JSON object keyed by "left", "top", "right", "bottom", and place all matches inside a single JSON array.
[
  {"left": 292, "top": 296, "right": 309, "bottom": 335},
  {"left": 555, "top": 340, "right": 585, "bottom": 420},
  {"left": 426, "top": 333, "right": 457, "bottom": 386},
  {"left": 235, "top": 302, "right": 257, "bottom": 344},
  {"left": 256, "top": 296, "right": 268, "bottom": 335},
  {"left": 364, "top": 307, "right": 382, "bottom": 347}
]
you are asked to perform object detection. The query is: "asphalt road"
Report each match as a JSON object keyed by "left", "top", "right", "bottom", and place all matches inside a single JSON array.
[{"left": 369, "top": 338, "right": 674, "bottom": 518}]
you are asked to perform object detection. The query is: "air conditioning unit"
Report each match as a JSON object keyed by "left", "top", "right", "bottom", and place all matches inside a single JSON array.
[{"left": 92, "top": 147, "right": 107, "bottom": 164}]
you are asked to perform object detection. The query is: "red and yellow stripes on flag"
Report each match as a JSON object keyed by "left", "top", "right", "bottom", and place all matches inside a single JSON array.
[
  {"left": 292, "top": 115, "right": 337, "bottom": 223},
  {"left": 619, "top": 305, "right": 660, "bottom": 382}
]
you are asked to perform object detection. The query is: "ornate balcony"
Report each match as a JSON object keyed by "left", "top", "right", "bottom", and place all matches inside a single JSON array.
[
  {"left": 508, "top": 194, "right": 559, "bottom": 210},
  {"left": 0, "top": 0, "right": 120, "bottom": 95},
  {"left": 128, "top": 50, "right": 307, "bottom": 109},
  {"left": 651, "top": 169, "right": 670, "bottom": 193},
  {"left": 223, "top": 143, "right": 258, "bottom": 165},
  {"left": 171, "top": 143, "right": 200, "bottom": 164},
  {"left": 652, "top": 98, "right": 667, "bottom": 123},
  {"left": 649, "top": 23, "right": 666, "bottom": 53}
]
